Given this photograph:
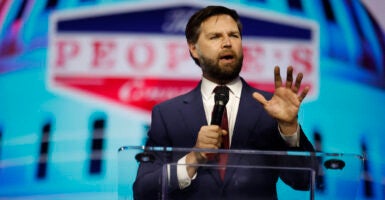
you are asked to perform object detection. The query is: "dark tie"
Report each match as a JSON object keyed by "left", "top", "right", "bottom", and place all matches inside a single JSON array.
[{"left": 213, "top": 86, "right": 230, "bottom": 180}]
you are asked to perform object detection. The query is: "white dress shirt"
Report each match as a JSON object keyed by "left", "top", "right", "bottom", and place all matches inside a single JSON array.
[
  {"left": 175, "top": 77, "right": 299, "bottom": 189},
  {"left": 201, "top": 77, "right": 242, "bottom": 146}
]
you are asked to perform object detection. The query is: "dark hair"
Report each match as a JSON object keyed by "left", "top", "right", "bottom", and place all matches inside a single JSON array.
[{"left": 185, "top": 6, "right": 243, "bottom": 66}]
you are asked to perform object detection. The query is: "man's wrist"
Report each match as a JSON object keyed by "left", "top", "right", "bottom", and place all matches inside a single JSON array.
[
  {"left": 278, "top": 122, "right": 300, "bottom": 147},
  {"left": 185, "top": 151, "right": 206, "bottom": 178},
  {"left": 278, "top": 120, "right": 298, "bottom": 136}
]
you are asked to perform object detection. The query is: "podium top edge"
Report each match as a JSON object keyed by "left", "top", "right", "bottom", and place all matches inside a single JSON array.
[{"left": 117, "top": 146, "right": 364, "bottom": 160}]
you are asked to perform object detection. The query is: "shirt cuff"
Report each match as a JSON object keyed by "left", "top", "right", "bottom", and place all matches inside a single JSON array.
[
  {"left": 278, "top": 124, "right": 300, "bottom": 147},
  {"left": 176, "top": 155, "right": 197, "bottom": 189}
]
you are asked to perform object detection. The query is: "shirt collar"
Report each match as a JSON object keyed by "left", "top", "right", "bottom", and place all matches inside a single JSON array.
[{"left": 201, "top": 77, "right": 242, "bottom": 100}]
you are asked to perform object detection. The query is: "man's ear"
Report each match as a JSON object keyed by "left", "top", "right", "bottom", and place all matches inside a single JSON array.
[{"left": 188, "top": 43, "right": 198, "bottom": 59}]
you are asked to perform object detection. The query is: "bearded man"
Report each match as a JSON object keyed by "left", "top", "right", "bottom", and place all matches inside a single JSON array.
[{"left": 133, "top": 5, "right": 315, "bottom": 200}]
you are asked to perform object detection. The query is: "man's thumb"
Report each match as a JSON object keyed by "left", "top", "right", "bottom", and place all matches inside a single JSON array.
[{"left": 252, "top": 92, "right": 267, "bottom": 105}]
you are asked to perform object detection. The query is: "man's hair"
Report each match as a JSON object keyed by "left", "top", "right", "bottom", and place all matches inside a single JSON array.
[{"left": 185, "top": 6, "right": 243, "bottom": 66}]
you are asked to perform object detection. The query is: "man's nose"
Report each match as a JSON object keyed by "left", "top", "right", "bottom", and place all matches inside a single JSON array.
[{"left": 222, "top": 36, "right": 232, "bottom": 48}]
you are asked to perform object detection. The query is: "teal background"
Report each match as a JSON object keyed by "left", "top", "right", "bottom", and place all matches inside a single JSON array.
[{"left": 0, "top": 0, "right": 384, "bottom": 199}]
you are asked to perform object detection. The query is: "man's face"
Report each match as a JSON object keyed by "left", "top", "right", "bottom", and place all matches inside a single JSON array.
[{"left": 189, "top": 14, "right": 243, "bottom": 84}]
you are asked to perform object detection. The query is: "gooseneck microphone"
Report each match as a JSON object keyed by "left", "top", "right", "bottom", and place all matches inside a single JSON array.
[{"left": 211, "top": 86, "right": 229, "bottom": 125}]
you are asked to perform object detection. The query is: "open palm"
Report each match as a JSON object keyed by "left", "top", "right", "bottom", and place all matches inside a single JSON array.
[{"left": 253, "top": 66, "right": 309, "bottom": 125}]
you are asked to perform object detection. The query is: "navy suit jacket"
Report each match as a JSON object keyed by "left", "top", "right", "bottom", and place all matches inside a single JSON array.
[{"left": 133, "top": 78, "right": 315, "bottom": 199}]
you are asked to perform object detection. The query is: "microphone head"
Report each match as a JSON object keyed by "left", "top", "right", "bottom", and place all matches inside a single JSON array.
[
  {"left": 211, "top": 86, "right": 229, "bottom": 125},
  {"left": 214, "top": 86, "right": 229, "bottom": 106}
]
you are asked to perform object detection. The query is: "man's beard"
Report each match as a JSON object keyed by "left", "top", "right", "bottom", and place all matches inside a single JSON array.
[{"left": 199, "top": 52, "right": 243, "bottom": 84}]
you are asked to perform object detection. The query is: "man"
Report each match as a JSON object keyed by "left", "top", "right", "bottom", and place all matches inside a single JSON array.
[{"left": 133, "top": 5, "right": 315, "bottom": 199}]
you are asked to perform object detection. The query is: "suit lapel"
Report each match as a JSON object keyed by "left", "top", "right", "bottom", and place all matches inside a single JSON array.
[
  {"left": 224, "top": 80, "right": 264, "bottom": 184},
  {"left": 231, "top": 79, "right": 262, "bottom": 148},
  {"left": 180, "top": 82, "right": 207, "bottom": 144}
]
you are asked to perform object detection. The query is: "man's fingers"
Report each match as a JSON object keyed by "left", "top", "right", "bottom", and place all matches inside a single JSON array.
[
  {"left": 274, "top": 66, "right": 282, "bottom": 89},
  {"left": 286, "top": 66, "right": 293, "bottom": 88},
  {"left": 293, "top": 73, "right": 303, "bottom": 93},
  {"left": 199, "top": 126, "right": 227, "bottom": 148},
  {"left": 204, "top": 137, "right": 219, "bottom": 145},
  {"left": 298, "top": 86, "right": 310, "bottom": 102},
  {"left": 252, "top": 92, "right": 267, "bottom": 105},
  {"left": 199, "top": 143, "right": 219, "bottom": 149}
]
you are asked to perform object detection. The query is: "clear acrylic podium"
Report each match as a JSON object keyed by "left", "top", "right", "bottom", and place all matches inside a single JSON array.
[{"left": 118, "top": 146, "right": 364, "bottom": 200}]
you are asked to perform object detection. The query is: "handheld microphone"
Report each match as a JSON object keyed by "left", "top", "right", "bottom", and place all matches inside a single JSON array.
[{"left": 211, "top": 87, "right": 229, "bottom": 125}]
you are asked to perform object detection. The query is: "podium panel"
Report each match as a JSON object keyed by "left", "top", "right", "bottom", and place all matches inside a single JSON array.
[{"left": 118, "top": 146, "right": 363, "bottom": 200}]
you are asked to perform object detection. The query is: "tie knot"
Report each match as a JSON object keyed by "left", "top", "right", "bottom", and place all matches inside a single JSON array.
[
  {"left": 213, "top": 85, "right": 229, "bottom": 106},
  {"left": 214, "top": 85, "right": 229, "bottom": 94}
]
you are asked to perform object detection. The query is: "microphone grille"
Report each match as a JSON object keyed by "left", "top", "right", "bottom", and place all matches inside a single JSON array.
[{"left": 214, "top": 86, "right": 229, "bottom": 105}]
